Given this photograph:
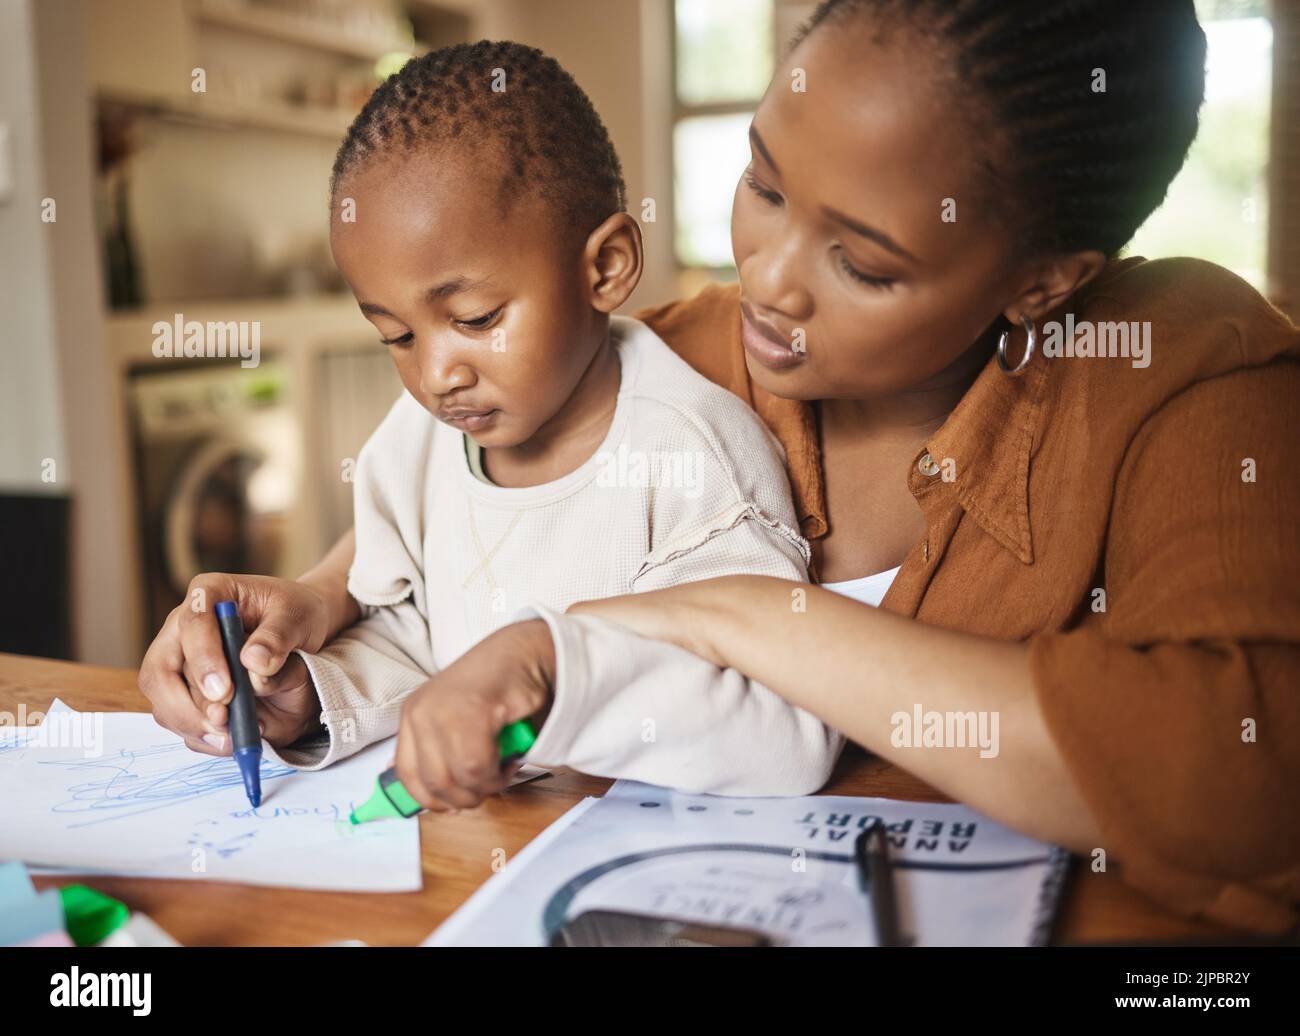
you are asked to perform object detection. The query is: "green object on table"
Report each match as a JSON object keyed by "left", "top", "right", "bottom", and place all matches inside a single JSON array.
[
  {"left": 496, "top": 718, "right": 537, "bottom": 759},
  {"left": 350, "top": 720, "right": 538, "bottom": 825},
  {"left": 60, "top": 884, "right": 129, "bottom": 946}
]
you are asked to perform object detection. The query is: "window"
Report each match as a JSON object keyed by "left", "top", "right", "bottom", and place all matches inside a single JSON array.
[
  {"left": 672, "top": 0, "right": 776, "bottom": 271},
  {"left": 671, "top": 1, "right": 1278, "bottom": 291},
  {"left": 1123, "top": 0, "right": 1273, "bottom": 288}
]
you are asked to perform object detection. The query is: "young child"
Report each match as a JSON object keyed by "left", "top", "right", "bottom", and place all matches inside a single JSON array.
[{"left": 261, "top": 41, "right": 840, "bottom": 798}]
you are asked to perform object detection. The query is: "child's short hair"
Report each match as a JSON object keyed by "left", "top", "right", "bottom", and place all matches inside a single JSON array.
[{"left": 332, "top": 40, "right": 627, "bottom": 239}]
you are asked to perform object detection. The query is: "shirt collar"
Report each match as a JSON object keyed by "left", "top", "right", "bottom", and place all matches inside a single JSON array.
[
  {"left": 924, "top": 353, "right": 1047, "bottom": 564},
  {"left": 749, "top": 384, "right": 828, "bottom": 542},
  {"left": 762, "top": 350, "right": 1047, "bottom": 566}
]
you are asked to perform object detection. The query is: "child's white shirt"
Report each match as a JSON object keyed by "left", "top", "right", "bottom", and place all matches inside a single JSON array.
[{"left": 267, "top": 316, "right": 843, "bottom": 795}]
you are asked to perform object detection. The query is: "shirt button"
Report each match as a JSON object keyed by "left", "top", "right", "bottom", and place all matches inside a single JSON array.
[{"left": 916, "top": 451, "right": 940, "bottom": 477}]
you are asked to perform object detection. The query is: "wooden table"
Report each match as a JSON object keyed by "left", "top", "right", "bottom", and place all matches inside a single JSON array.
[{"left": 1, "top": 653, "right": 1237, "bottom": 946}]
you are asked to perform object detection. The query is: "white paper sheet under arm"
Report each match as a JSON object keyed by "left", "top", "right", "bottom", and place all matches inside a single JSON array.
[
  {"left": 0, "top": 701, "right": 421, "bottom": 892},
  {"left": 426, "top": 780, "right": 1070, "bottom": 946}
]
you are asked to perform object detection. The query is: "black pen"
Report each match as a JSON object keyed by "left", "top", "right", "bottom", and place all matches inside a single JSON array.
[{"left": 855, "top": 819, "right": 903, "bottom": 947}]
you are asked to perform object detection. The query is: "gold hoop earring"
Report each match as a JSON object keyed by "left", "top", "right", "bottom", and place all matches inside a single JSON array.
[{"left": 996, "top": 314, "right": 1037, "bottom": 376}]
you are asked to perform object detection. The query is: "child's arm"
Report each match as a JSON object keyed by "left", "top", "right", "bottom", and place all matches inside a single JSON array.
[
  {"left": 264, "top": 599, "right": 437, "bottom": 770},
  {"left": 522, "top": 517, "right": 843, "bottom": 797},
  {"left": 393, "top": 392, "right": 845, "bottom": 804},
  {"left": 391, "top": 517, "right": 842, "bottom": 805},
  {"left": 266, "top": 394, "right": 445, "bottom": 770},
  {"left": 524, "top": 393, "right": 843, "bottom": 794}
]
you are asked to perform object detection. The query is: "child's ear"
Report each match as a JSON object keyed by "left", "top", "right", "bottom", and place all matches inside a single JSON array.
[{"left": 583, "top": 213, "right": 643, "bottom": 314}]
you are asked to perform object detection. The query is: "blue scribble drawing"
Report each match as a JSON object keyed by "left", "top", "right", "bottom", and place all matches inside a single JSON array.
[
  {"left": 0, "top": 728, "right": 39, "bottom": 754},
  {"left": 188, "top": 819, "right": 260, "bottom": 860},
  {"left": 181, "top": 804, "right": 358, "bottom": 861},
  {"left": 230, "top": 803, "right": 349, "bottom": 822},
  {"left": 39, "top": 742, "right": 295, "bottom": 829}
]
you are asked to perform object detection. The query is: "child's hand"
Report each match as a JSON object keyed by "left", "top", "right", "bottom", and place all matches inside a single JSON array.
[
  {"left": 394, "top": 620, "right": 555, "bottom": 812},
  {"left": 139, "top": 574, "right": 333, "bottom": 755}
]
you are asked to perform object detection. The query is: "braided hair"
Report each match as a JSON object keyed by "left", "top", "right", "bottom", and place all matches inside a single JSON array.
[
  {"left": 331, "top": 40, "right": 626, "bottom": 238},
  {"left": 794, "top": 0, "right": 1207, "bottom": 257}
]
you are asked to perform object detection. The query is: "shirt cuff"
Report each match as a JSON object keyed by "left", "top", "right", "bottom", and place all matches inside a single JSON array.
[
  {"left": 261, "top": 647, "right": 401, "bottom": 771},
  {"left": 509, "top": 604, "right": 599, "bottom": 769}
]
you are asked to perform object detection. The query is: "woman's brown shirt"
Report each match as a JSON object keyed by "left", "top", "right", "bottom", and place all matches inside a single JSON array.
[{"left": 637, "top": 257, "right": 1300, "bottom": 932}]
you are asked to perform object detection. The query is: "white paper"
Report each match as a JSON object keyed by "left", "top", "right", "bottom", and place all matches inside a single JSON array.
[
  {"left": 426, "top": 780, "right": 1069, "bottom": 946},
  {"left": 0, "top": 701, "right": 421, "bottom": 892}
]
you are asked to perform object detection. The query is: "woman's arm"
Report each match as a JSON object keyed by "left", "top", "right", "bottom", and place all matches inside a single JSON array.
[
  {"left": 571, "top": 579, "right": 1105, "bottom": 852},
  {"left": 297, "top": 527, "right": 361, "bottom": 639}
]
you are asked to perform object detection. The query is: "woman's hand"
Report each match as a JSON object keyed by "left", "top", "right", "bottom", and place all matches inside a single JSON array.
[
  {"left": 138, "top": 573, "right": 335, "bottom": 756},
  {"left": 394, "top": 619, "right": 555, "bottom": 812}
]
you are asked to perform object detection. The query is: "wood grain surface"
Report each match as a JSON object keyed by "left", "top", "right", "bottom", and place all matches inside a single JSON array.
[{"left": 0, "top": 652, "right": 1236, "bottom": 946}]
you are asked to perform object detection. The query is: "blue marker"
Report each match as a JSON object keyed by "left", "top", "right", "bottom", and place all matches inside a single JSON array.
[{"left": 214, "top": 600, "right": 263, "bottom": 807}]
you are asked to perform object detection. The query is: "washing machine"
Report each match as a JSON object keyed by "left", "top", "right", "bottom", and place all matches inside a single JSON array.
[{"left": 127, "top": 358, "right": 303, "bottom": 646}]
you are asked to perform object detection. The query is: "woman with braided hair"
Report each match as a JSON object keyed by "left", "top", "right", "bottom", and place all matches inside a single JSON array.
[{"left": 140, "top": 1, "right": 1299, "bottom": 931}]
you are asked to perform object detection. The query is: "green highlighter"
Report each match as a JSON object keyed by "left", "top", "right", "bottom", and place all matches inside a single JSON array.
[
  {"left": 59, "top": 884, "right": 129, "bottom": 946},
  {"left": 349, "top": 720, "right": 537, "bottom": 824}
]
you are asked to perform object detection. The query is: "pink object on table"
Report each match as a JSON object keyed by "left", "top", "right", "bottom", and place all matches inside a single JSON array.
[{"left": 15, "top": 929, "right": 74, "bottom": 947}]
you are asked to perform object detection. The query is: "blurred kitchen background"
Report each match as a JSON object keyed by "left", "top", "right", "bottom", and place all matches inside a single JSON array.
[{"left": 0, "top": 0, "right": 1294, "bottom": 666}]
